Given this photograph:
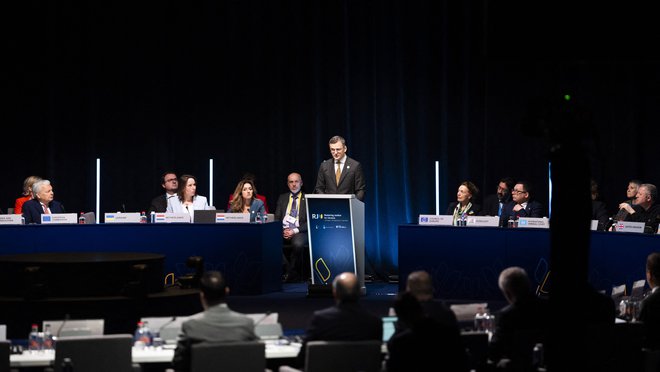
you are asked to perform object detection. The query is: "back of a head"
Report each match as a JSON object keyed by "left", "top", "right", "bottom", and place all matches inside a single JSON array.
[
  {"left": 200, "top": 271, "right": 227, "bottom": 306},
  {"left": 333, "top": 272, "right": 360, "bottom": 303},
  {"left": 647, "top": 252, "right": 660, "bottom": 287},
  {"left": 498, "top": 267, "right": 531, "bottom": 303},
  {"left": 393, "top": 291, "right": 424, "bottom": 327},
  {"left": 406, "top": 270, "right": 434, "bottom": 300}
]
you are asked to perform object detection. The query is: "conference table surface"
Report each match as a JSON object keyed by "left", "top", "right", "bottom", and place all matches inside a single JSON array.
[{"left": 9, "top": 341, "right": 302, "bottom": 367}]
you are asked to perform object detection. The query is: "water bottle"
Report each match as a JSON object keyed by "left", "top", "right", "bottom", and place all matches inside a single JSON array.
[
  {"left": 134, "top": 321, "right": 152, "bottom": 348},
  {"left": 21, "top": 216, "right": 26, "bottom": 225},
  {"left": 262, "top": 212, "right": 268, "bottom": 224},
  {"left": 78, "top": 212, "right": 86, "bottom": 224},
  {"left": 460, "top": 212, "right": 467, "bottom": 227},
  {"left": 150, "top": 211, "right": 156, "bottom": 223},
  {"left": 140, "top": 211, "right": 147, "bottom": 224},
  {"left": 255, "top": 212, "right": 262, "bottom": 224},
  {"left": 43, "top": 323, "right": 54, "bottom": 351},
  {"left": 474, "top": 308, "right": 484, "bottom": 331},
  {"left": 507, "top": 216, "right": 515, "bottom": 228},
  {"left": 28, "top": 324, "right": 42, "bottom": 352}
]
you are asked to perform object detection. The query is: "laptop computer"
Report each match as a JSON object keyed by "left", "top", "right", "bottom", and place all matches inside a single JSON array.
[
  {"left": 382, "top": 316, "right": 397, "bottom": 342},
  {"left": 43, "top": 319, "right": 104, "bottom": 337},
  {"left": 193, "top": 210, "right": 222, "bottom": 224},
  {"left": 630, "top": 279, "right": 646, "bottom": 300}
]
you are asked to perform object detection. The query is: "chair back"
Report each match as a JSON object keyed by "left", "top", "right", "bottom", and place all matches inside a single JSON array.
[
  {"left": 191, "top": 341, "right": 265, "bottom": 372},
  {"left": 305, "top": 340, "right": 382, "bottom": 372},
  {"left": 53, "top": 334, "right": 133, "bottom": 372},
  {"left": 0, "top": 341, "right": 9, "bottom": 372}
]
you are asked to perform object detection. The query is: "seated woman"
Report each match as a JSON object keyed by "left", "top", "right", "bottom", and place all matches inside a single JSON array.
[
  {"left": 166, "top": 175, "right": 210, "bottom": 220},
  {"left": 227, "top": 179, "right": 266, "bottom": 223},
  {"left": 446, "top": 181, "right": 481, "bottom": 225},
  {"left": 14, "top": 175, "right": 42, "bottom": 214}
]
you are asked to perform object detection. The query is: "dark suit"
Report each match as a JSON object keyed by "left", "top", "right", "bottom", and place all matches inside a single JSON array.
[
  {"left": 314, "top": 156, "right": 366, "bottom": 201},
  {"left": 148, "top": 194, "right": 170, "bottom": 215},
  {"left": 296, "top": 302, "right": 382, "bottom": 367},
  {"left": 639, "top": 288, "right": 660, "bottom": 349},
  {"left": 274, "top": 192, "right": 309, "bottom": 279},
  {"left": 499, "top": 200, "right": 545, "bottom": 227},
  {"left": 22, "top": 199, "right": 65, "bottom": 224},
  {"left": 482, "top": 194, "right": 511, "bottom": 217},
  {"left": 172, "top": 303, "right": 258, "bottom": 372},
  {"left": 592, "top": 200, "right": 609, "bottom": 231}
]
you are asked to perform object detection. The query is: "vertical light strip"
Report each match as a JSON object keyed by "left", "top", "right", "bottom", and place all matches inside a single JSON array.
[
  {"left": 209, "top": 159, "right": 214, "bottom": 208},
  {"left": 96, "top": 158, "right": 100, "bottom": 224},
  {"left": 435, "top": 161, "right": 440, "bottom": 215},
  {"left": 548, "top": 161, "right": 552, "bottom": 219}
]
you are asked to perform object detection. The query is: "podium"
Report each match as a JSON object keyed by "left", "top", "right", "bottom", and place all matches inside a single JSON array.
[{"left": 305, "top": 194, "right": 366, "bottom": 295}]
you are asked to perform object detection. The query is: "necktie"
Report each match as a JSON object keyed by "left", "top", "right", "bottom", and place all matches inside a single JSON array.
[
  {"left": 498, "top": 202, "right": 503, "bottom": 217},
  {"left": 335, "top": 160, "right": 341, "bottom": 185},
  {"left": 290, "top": 193, "right": 298, "bottom": 218},
  {"left": 43, "top": 205, "right": 50, "bottom": 214}
]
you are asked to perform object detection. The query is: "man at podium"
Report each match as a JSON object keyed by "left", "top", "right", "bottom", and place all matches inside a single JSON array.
[{"left": 314, "top": 135, "right": 366, "bottom": 201}]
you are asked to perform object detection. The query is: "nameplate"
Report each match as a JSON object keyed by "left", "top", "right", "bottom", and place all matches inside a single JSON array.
[
  {"left": 466, "top": 216, "right": 500, "bottom": 227},
  {"left": 41, "top": 213, "right": 78, "bottom": 224},
  {"left": 104, "top": 213, "right": 141, "bottom": 223},
  {"left": 518, "top": 217, "right": 549, "bottom": 229},
  {"left": 418, "top": 214, "right": 453, "bottom": 226},
  {"left": 614, "top": 221, "right": 645, "bottom": 234},
  {"left": 590, "top": 220, "right": 599, "bottom": 231},
  {"left": 152, "top": 213, "right": 191, "bottom": 223},
  {"left": 215, "top": 213, "right": 250, "bottom": 223},
  {"left": 0, "top": 215, "right": 23, "bottom": 225}
]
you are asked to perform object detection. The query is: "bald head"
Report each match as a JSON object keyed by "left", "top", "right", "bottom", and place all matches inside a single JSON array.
[
  {"left": 287, "top": 172, "right": 303, "bottom": 194},
  {"left": 333, "top": 272, "right": 360, "bottom": 303},
  {"left": 406, "top": 270, "right": 434, "bottom": 301}
]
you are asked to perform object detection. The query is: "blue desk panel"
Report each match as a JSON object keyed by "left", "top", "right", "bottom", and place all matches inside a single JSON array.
[
  {"left": 0, "top": 222, "right": 282, "bottom": 295},
  {"left": 398, "top": 225, "right": 660, "bottom": 301}
]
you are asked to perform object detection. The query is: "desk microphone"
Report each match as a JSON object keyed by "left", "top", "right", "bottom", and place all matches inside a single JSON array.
[
  {"left": 253, "top": 311, "right": 272, "bottom": 326},
  {"left": 56, "top": 313, "right": 70, "bottom": 339},
  {"left": 156, "top": 316, "right": 177, "bottom": 336},
  {"left": 122, "top": 204, "right": 127, "bottom": 213}
]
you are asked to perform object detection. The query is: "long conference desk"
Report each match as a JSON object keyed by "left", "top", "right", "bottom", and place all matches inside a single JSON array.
[
  {"left": 0, "top": 222, "right": 282, "bottom": 295},
  {"left": 398, "top": 224, "right": 660, "bottom": 302}
]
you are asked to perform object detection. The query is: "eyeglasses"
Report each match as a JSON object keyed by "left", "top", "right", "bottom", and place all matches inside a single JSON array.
[{"left": 511, "top": 189, "right": 527, "bottom": 194}]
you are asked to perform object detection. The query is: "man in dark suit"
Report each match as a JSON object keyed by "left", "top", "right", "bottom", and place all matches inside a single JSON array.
[
  {"left": 405, "top": 270, "right": 459, "bottom": 331},
  {"left": 482, "top": 177, "right": 514, "bottom": 217},
  {"left": 22, "top": 179, "right": 65, "bottom": 224},
  {"left": 639, "top": 252, "right": 660, "bottom": 350},
  {"left": 172, "top": 270, "right": 258, "bottom": 372},
  {"left": 294, "top": 272, "right": 382, "bottom": 367},
  {"left": 499, "top": 181, "right": 545, "bottom": 227},
  {"left": 314, "top": 135, "right": 366, "bottom": 201},
  {"left": 274, "top": 172, "right": 309, "bottom": 282},
  {"left": 147, "top": 171, "right": 178, "bottom": 215}
]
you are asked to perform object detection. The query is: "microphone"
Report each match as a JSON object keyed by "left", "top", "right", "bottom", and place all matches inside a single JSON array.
[
  {"left": 56, "top": 313, "right": 70, "bottom": 339},
  {"left": 122, "top": 204, "right": 127, "bottom": 213},
  {"left": 60, "top": 204, "right": 66, "bottom": 213},
  {"left": 154, "top": 316, "right": 177, "bottom": 345}
]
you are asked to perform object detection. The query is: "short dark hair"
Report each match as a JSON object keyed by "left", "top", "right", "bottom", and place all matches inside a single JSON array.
[
  {"left": 329, "top": 135, "right": 346, "bottom": 146},
  {"left": 500, "top": 177, "right": 515, "bottom": 191},
  {"left": 647, "top": 253, "right": 660, "bottom": 282},
  {"left": 200, "top": 271, "right": 227, "bottom": 306}
]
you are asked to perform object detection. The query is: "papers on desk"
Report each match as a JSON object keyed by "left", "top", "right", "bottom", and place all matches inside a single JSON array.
[{"left": 450, "top": 303, "right": 488, "bottom": 322}]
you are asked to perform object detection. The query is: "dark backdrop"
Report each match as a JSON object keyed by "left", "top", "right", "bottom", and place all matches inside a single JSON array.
[{"left": 4, "top": 1, "right": 659, "bottom": 278}]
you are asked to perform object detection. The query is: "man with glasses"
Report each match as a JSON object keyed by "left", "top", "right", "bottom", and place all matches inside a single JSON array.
[
  {"left": 314, "top": 135, "right": 366, "bottom": 201},
  {"left": 499, "top": 181, "right": 544, "bottom": 227},
  {"left": 618, "top": 183, "right": 659, "bottom": 234},
  {"left": 148, "top": 171, "right": 178, "bottom": 215},
  {"left": 482, "top": 177, "right": 515, "bottom": 217}
]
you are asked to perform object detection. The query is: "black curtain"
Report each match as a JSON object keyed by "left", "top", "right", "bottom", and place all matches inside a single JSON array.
[{"left": 4, "top": 1, "right": 659, "bottom": 278}]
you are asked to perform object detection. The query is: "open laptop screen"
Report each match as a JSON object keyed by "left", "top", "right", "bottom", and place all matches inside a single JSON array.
[{"left": 382, "top": 316, "right": 397, "bottom": 342}]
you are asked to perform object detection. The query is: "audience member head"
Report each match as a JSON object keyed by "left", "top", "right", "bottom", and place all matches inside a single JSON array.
[
  {"left": 590, "top": 179, "right": 602, "bottom": 201},
  {"left": 328, "top": 135, "right": 347, "bottom": 162},
  {"left": 511, "top": 181, "right": 532, "bottom": 204},
  {"left": 21, "top": 176, "right": 42, "bottom": 198},
  {"left": 32, "top": 180, "right": 54, "bottom": 204},
  {"left": 457, "top": 181, "right": 479, "bottom": 206},
  {"left": 393, "top": 291, "right": 425, "bottom": 329},
  {"left": 497, "top": 177, "right": 515, "bottom": 201},
  {"left": 177, "top": 175, "right": 198, "bottom": 202},
  {"left": 406, "top": 270, "right": 434, "bottom": 301},
  {"left": 646, "top": 252, "right": 660, "bottom": 289},
  {"left": 627, "top": 179, "right": 642, "bottom": 200},
  {"left": 199, "top": 270, "right": 229, "bottom": 308},
  {"left": 332, "top": 272, "right": 360, "bottom": 304},
  {"left": 287, "top": 172, "right": 303, "bottom": 194},
  {"left": 160, "top": 171, "right": 178, "bottom": 194},
  {"left": 498, "top": 266, "right": 531, "bottom": 304},
  {"left": 229, "top": 179, "right": 257, "bottom": 211}
]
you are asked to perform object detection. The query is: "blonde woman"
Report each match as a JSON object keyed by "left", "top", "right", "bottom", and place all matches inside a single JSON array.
[{"left": 14, "top": 175, "right": 42, "bottom": 214}]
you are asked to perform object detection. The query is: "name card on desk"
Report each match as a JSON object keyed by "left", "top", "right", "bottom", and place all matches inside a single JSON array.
[
  {"left": 418, "top": 214, "right": 453, "bottom": 226},
  {"left": 518, "top": 217, "right": 549, "bottom": 229},
  {"left": 466, "top": 216, "right": 500, "bottom": 227},
  {"left": 152, "top": 213, "right": 191, "bottom": 223},
  {"left": 215, "top": 213, "right": 250, "bottom": 223},
  {"left": 104, "top": 213, "right": 141, "bottom": 223},
  {"left": 614, "top": 221, "right": 645, "bottom": 234},
  {"left": 41, "top": 213, "right": 78, "bottom": 224},
  {"left": 0, "top": 215, "right": 23, "bottom": 225},
  {"left": 591, "top": 220, "right": 599, "bottom": 231}
]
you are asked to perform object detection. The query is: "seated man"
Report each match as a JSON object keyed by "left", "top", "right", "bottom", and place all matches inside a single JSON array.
[
  {"left": 619, "top": 183, "right": 660, "bottom": 233},
  {"left": 274, "top": 172, "right": 309, "bottom": 282},
  {"left": 499, "top": 181, "right": 544, "bottom": 227},
  {"left": 22, "top": 179, "right": 65, "bottom": 224},
  {"left": 172, "top": 271, "right": 258, "bottom": 372},
  {"left": 639, "top": 252, "right": 660, "bottom": 350}
]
